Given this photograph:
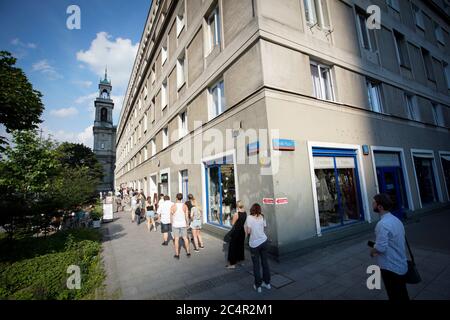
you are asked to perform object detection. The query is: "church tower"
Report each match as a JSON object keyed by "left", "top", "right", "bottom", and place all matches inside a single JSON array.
[{"left": 93, "top": 68, "right": 117, "bottom": 193}]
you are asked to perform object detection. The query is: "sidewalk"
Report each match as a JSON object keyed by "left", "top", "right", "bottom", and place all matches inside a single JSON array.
[{"left": 101, "top": 209, "right": 450, "bottom": 300}]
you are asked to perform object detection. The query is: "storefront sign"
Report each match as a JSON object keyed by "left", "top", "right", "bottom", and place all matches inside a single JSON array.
[
  {"left": 275, "top": 198, "right": 288, "bottom": 205},
  {"left": 263, "top": 198, "right": 274, "bottom": 205},
  {"left": 273, "top": 139, "right": 295, "bottom": 151},
  {"left": 247, "top": 141, "right": 259, "bottom": 156}
]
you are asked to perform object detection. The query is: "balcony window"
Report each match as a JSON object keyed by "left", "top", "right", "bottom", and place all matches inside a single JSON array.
[{"left": 311, "top": 62, "right": 334, "bottom": 101}]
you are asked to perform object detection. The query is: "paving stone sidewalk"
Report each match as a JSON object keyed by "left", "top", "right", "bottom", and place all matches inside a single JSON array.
[{"left": 101, "top": 209, "right": 450, "bottom": 300}]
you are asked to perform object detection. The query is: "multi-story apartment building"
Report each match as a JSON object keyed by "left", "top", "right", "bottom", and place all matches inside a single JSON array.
[{"left": 116, "top": 0, "right": 450, "bottom": 257}]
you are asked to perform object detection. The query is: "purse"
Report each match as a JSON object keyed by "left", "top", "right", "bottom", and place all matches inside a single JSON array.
[
  {"left": 224, "top": 226, "right": 235, "bottom": 242},
  {"left": 404, "top": 237, "right": 422, "bottom": 284}
]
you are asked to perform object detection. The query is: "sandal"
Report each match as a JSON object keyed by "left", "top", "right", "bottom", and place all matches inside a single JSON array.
[
  {"left": 187, "top": 253, "right": 191, "bottom": 257},
  {"left": 174, "top": 255, "right": 180, "bottom": 259}
]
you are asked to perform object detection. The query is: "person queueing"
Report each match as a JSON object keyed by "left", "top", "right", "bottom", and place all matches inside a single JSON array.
[
  {"left": 130, "top": 192, "right": 138, "bottom": 223},
  {"left": 189, "top": 197, "right": 204, "bottom": 252},
  {"left": 171, "top": 193, "right": 191, "bottom": 259},
  {"left": 159, "top": 195, "right": 173, "bottom": 245},
  {"left": 245, "top": 203, "right": 271, "bottom": 293},
  {"left": 226, "top": 201, "right": 247, "bottom": 269},
  {"left": 146, "top": 196, "right": 157, "bottom": 232}
]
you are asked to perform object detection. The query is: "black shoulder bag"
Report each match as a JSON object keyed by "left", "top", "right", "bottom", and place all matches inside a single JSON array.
[{"left": 405, "top": 237, "right": 422, "bottom": 284}]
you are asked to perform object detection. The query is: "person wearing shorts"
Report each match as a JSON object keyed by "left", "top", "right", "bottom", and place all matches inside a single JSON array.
[
  {"left": 159, "top": 195, "right": 173, "bottom": 245},
  {"left": 146, "top": 202, "right": 157, "bottom": 232},
  {"left": 171, "top": 193, "right": 191, "bottom": 259}
]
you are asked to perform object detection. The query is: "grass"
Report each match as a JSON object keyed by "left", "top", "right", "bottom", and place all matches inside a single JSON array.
[{"left": 0, "top": 228, "right": 105, "bottom": 300}]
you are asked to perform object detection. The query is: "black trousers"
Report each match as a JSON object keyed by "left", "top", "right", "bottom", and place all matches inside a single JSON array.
[{"left": 381, "top": 269, "right": 410, "bottom": 301}]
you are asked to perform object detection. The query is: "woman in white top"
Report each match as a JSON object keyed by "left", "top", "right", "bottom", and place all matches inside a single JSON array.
[
  {"left": 245, "top": 203, "right": 271, "bottom": 293},
  {"left": 171, "top": 193, "right": 191, "bottom": 259}
]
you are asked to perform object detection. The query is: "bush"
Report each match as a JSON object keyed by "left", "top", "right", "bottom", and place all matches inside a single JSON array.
[
  {"left": 0, "top": 229, "right": 105, "bottom": 300},
  {"left": 90, "top": 200, "right": 103, "bottom": 221}
]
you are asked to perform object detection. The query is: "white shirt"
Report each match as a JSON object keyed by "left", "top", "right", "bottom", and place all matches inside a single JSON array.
[
  {"left": 374, "top": 213, "right": 408, "bottom": 275},
  {"left": 131, "top": 196, "right": 137, "bottom": 208},
  {"left": 172, "top": 203, "right": 187, "bottom": 228},
  {"left": 245, "top": 215, "right": 267, "bottom": 248},
  {"left": 157, "top": 199, "right": 165, "bottom": 214},
  {"left": 159, "top": 200, "right": 173, "bottom": 224}
]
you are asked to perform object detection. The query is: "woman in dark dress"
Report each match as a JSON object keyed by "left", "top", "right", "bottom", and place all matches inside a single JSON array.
[{"left": 226, "top": 201, "right": 247, "bottom": 269}]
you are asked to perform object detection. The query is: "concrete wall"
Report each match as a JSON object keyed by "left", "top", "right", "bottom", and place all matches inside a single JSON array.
[
  {"left": 222, "top": 0, "right": 254, "bottom": 47},
  {"left": 260, "top": 40, "right": 312, "bottom": 96},
  {"left": 187, "top": 28, "right": 204, "bottom": 86},
  {"left": 257, "top": 0, "right": 303, "bottom": 34},
  {"left": 334, "top": 66, "right": 369, "bottom": 109}
]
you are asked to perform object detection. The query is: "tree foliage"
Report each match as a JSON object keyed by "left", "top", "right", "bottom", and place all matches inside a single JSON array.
[
  {"left": 0, "top": 131, "right": 101, "bottom": 239},
  {"left": 0, "top": 51, "right": 44, "bottom": 149}
]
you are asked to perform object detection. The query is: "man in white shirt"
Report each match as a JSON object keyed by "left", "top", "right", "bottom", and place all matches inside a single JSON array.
[
  {"left": 370, "top": 193, "right": 409, "bottom": 300},
  {"left": 159, "top": 195, "right": 173, "bottom": 245}
]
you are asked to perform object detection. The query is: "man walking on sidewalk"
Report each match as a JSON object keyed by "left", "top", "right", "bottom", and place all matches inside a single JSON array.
[{"left": 370, "top": 193, "right": 409, "bottom": 301}]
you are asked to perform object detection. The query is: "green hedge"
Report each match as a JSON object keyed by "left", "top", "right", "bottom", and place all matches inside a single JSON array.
[{"left": 0, "top": 229, "right": 105, "bottom": 300}]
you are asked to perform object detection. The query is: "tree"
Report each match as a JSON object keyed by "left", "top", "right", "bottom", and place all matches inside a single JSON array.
[
  {"left": 0, "top": 130, "right": 61, "bottom": 239},
  {"left": 0, "top": 51, "right": 44, "bottom": 149},
  {"left": 56, "top": 142, "right": 103, "bottom": 181}
]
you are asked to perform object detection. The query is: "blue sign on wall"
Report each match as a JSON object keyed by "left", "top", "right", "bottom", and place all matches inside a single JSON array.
[
  {"left": 247, "top": 141, "right": 259, "bottom": 156},
  {"left": 273, "top": 139, "right": 295, "bottom": 151}
]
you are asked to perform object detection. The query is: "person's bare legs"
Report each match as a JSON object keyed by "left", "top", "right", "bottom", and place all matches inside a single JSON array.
[
  {"left": 197, "top": 230, "right": 204, "bottom": 247},
  {"left": 163, "top": 232, "right": 168, "bottom": 243},
  {"left": 147, "top": 217, "right": 151, "bottom": 231},
  {"left": 174, "top": 237, "right": 180, "bottom": 256},
  {"left": 152, "top": 219, "right": 156, "bottom": 231},
  {"left": 183, "top": 236, "right": 191, "bottom": 254},
  {"left": 192, "top": 229, "right": 199, "bottom": 249}
]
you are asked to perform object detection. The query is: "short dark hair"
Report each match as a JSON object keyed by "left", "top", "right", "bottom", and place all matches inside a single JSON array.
[
  {"left": 374, "top": 193, "right": 393, "bottom": 211},
  {"left": 250, "top": 203, "right": 263, "bottom": 217},
  {"left": 188, "top": 194, "right": 194, "bottom": 200},
  {"left": 164, "top": 195, "right": 170, "bottom": 201},
  {"left": 176, "top": 193, "right": 183, "bottom": 201}
]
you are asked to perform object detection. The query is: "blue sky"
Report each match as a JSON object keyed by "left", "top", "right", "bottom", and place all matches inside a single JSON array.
[{"left": 0, "top": 0, "right": 152, "bottom": 147}]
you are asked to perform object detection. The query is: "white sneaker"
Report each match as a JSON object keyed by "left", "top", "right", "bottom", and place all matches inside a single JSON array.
[
  {"left": 253, "top": 285, "right": 262, "bottom": 293},
  {"left": 261, "top": 282, "right": 271, "bottom": 290}
]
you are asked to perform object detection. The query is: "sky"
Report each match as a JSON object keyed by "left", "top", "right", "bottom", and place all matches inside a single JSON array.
[{"left": 0, "top": 0, "right": 152, "bottom": 148}]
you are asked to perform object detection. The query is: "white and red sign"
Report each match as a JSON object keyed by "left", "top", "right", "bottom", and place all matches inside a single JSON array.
[
  {"left": 275, "top": 198, "right": 288, "bottom": 205},
  {"left": 263, "top": 198, "right": 275, "bottom": 205}
]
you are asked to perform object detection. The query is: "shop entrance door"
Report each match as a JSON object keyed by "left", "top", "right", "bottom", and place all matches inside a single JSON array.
[{"left": 377, "top": 167, "right": 404, "bottom": 219}]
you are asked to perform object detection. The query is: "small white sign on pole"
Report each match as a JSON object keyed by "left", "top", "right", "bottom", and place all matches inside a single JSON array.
[{"left": 103, "top": 203, "right": 114, "bottom": 221}]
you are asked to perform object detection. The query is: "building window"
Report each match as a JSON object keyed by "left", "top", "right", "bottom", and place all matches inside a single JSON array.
[
  {"left": 161, "top": 79, "right": 168, "bottom": 110},
  {"left": 162, "top": 127, "right": 169, "bottom": 149},
  {"left": 151, "top": 64, "right": 156, "bottom": 84},
  {"left": 144, "top": 146, "right": 148, "bottom": 161},
  {"left": 310, "top": 62, "right": 334, "bottom": 101},
  {"left": 386, "top": 0, "right": 400, "bottom": 12},
  {"left": 432, "top": 103, "right": 445, "bottom": 127},
  {"left": 180, "top": 170, "right": 188, "bottom": 202},
  {"left": 421, "top": 48, "right": 435, "bottom": 81},
  {"left": 413, "top": 155, "right": 439, "bottom": 206},
  {"left": 134, "top": 107, "right": 137, "bottom": 118},
  {"left": 356, "top": 9, "right": 373, "bottom": 51},
  {"left": 444, "top": 63, "right": 450, "bottom": 89},
  {"left": 312, "top": 147, "right": 364, "bottom": 230},
  {"left": 144, "top": 113, "right": 148, "bottom": 132},
  {"left": 101, "top": 108, "right": 107, "bottom": 122},
  {"left": 303, "top": 0, "right": 330, "bottom": 29},
  {"left": 204, "top": 155, "right": 237, "bottom": 228},
  {"left": 393, "top": 30, "right": 411, "bottom": 68},
  {"left": 440, "top": 154, "right": 450, "bottom": 199},
  {"left": 404, "top": 93, "right": 420, "bottom": 121},
  {"left": 206, "top": 5, "right": 221, "bottom": 56},
  {"left": 177, "top": 52, "right": 186, "bottom": 89},
  {"left": 176, "top": 1, "right": 185, "bottom": 38},
  {"left": 151, "top": 139, "right": 156, "bottom": 156},
  {"left": 101, "top": 143, "right": 105, "bottom": 150},
  {"left": 208, "top": 79, "right": 225, "bottom": 119},
  {"left": 144, "top": 84, "right": 148, "bottom": 99},
  {"left": 138, "top": 98, "right": 142, "bottom": 110},
  {"left": 162, "top": 40, "right": 167, "bottom": 66},
  {"left": 179, "top": 111, "right": 188, "bottom": 138},
  {"left": 374, "top": 151, "right": 409, "bottom": 219},
  {"left": 412, "top": 4, "right": 425, "bottom": 30},
  {"left": 366, "top": 80, "right": 383, "bottom": 113},
  {"left": 435, "top": 23, "right": 445, "bottom": 45}
]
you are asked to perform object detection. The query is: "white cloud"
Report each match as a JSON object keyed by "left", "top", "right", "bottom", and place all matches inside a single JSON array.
[
  {"left": 72, "top": 80, "right": 93, "bottom": 88},
  {"left": 76, "top": 32, "right": 138, "bottom": 89},
  {"left": 11, "top": 38, "right": 36, "bottom": 49},
  {"left": 32, "top": 59, "right": 63, "bottom": 80},
  {"left": 40, "top": 125, "right": 94, "bottom": 149},
  {"left": 50, "top": 107, "right": 79, "bottom": 118},
  {"left": 75, "top": 92, "right": 98, "bottom": 105}
]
